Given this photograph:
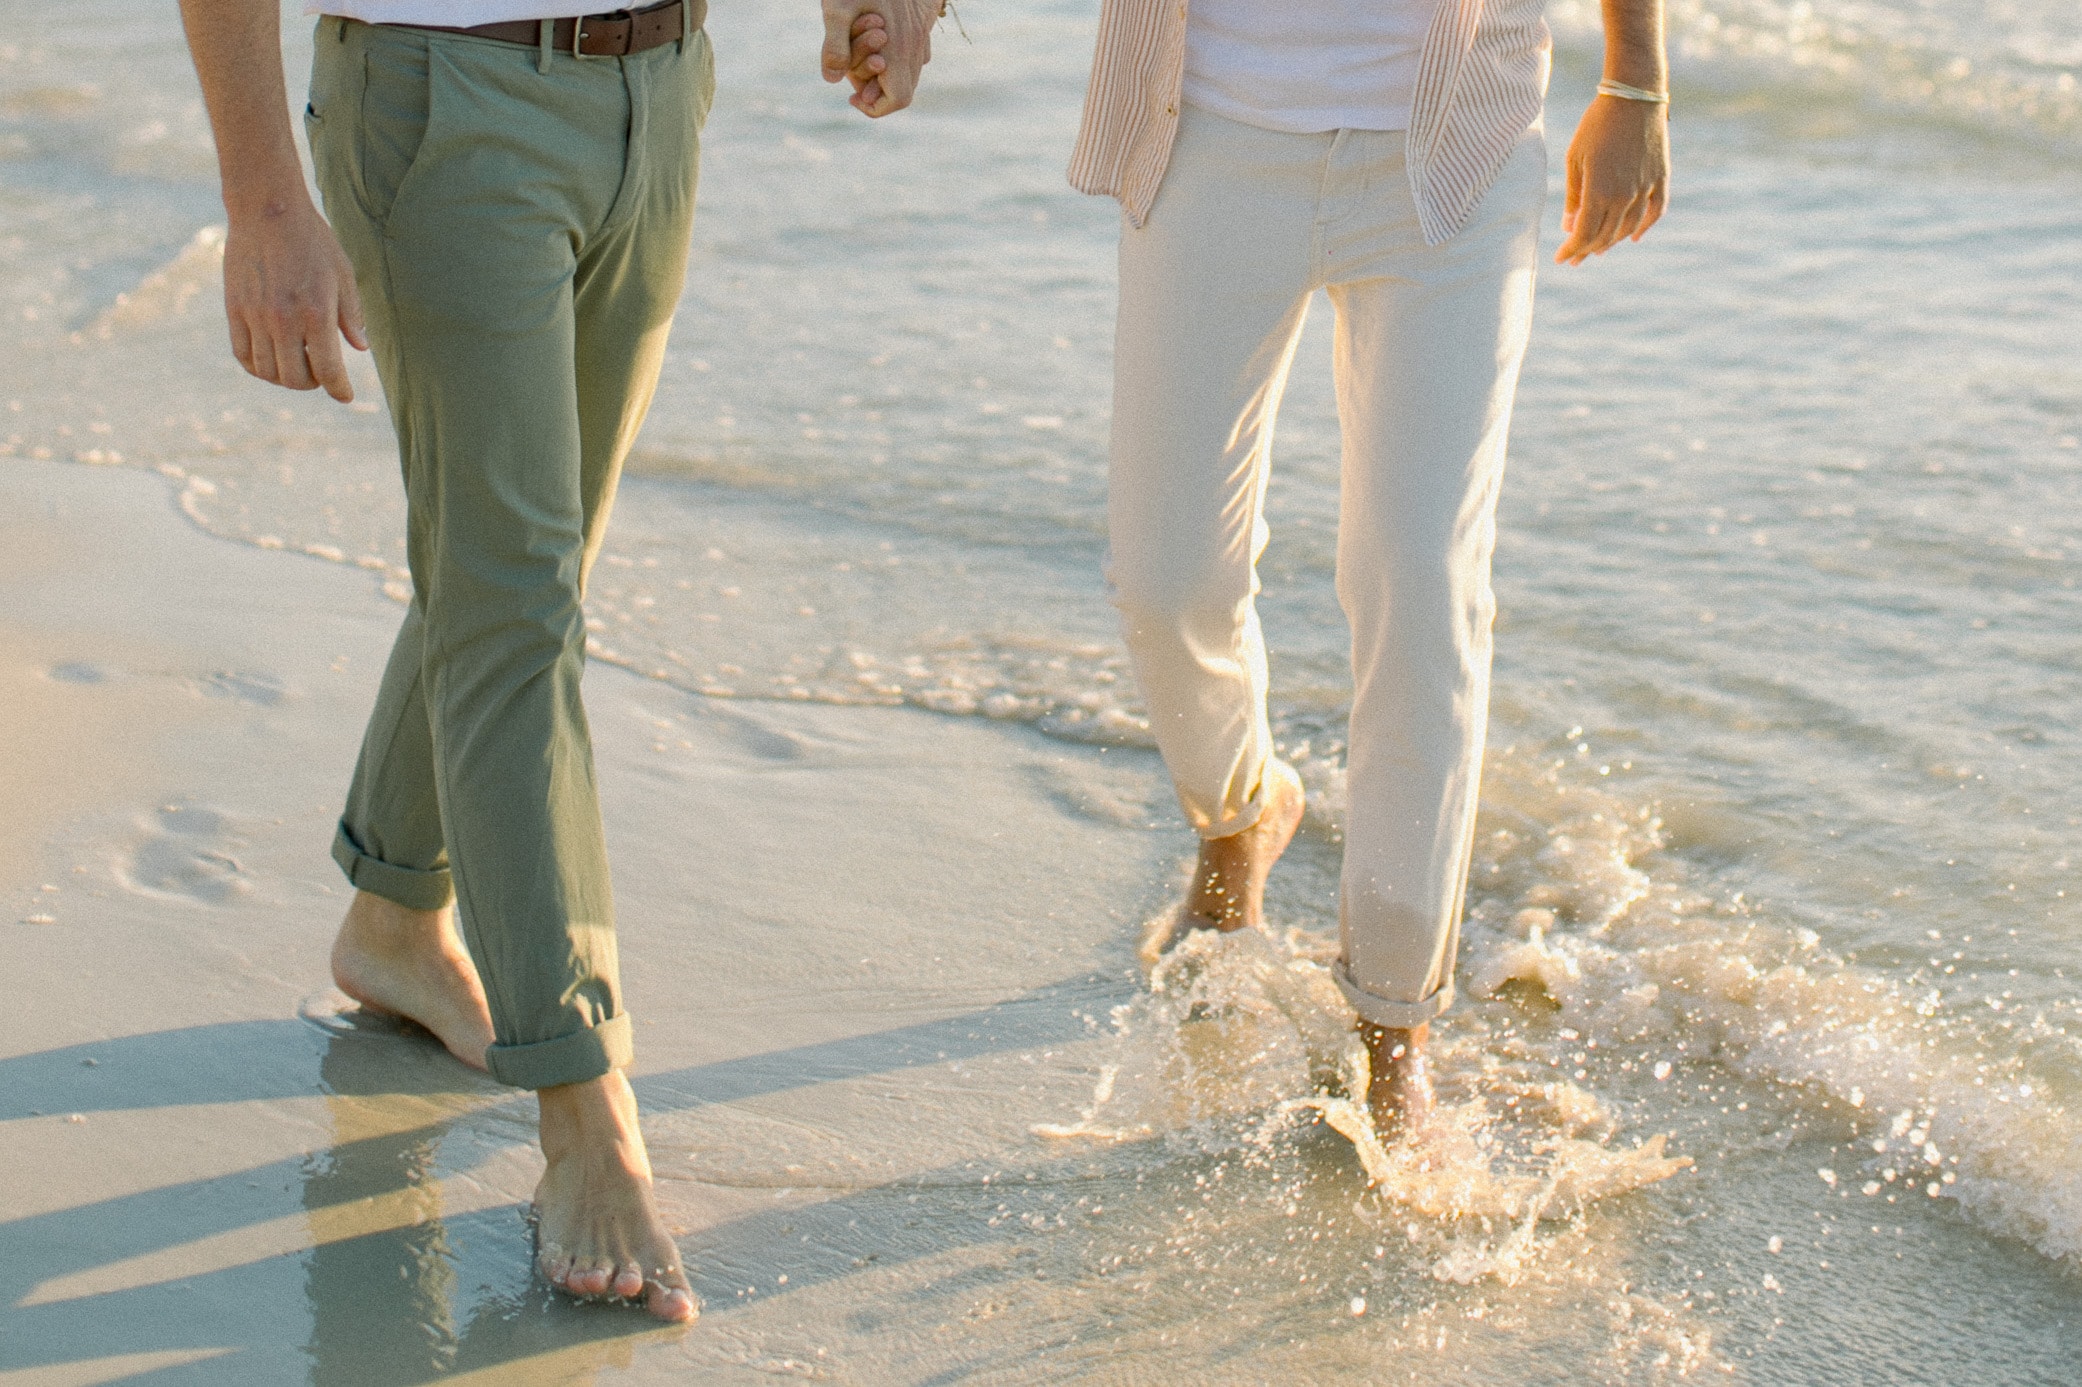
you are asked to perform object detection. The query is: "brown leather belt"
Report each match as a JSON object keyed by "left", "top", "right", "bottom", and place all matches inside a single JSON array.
[{"left": 413, "top": 0, "right": 706, "bottom": 57}]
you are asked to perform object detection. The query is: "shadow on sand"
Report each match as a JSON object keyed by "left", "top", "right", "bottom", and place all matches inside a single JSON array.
[{"left": 0, "top": 971, "right": 1129, "bottom": 1384}]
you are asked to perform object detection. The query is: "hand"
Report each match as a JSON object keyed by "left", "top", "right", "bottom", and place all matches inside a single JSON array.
[
  {"left": 1555, "top": 94, "right": 1669, "bottom": 266},
  {"left": 841, "top": 11, "right": 890, "bottom": 111},
  {"left": 222, "top": 195, "right": 367, "bottom": 401},
  {"left": 821, "top": 0, "right": 937, "bottom": 118}
]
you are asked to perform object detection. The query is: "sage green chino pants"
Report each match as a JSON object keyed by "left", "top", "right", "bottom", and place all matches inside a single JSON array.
[{"left": 306, "top": 16, "right": 714, "bottom": 1090}]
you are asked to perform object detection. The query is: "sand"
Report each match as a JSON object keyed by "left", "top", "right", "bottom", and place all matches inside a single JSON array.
[{"left": 0, "top": 457, "right": 1178, "bottom": 1385}]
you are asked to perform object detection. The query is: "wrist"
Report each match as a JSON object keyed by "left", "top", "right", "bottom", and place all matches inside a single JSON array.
[
  {"left": 1596, "top": 79, "right": 1670, "bottom": 108},
  {"left": 1600, "top": 45, "right": 1666, "bottom": 94},
  {"left": 223, "top": 181, "right": 315, "bottom": 228}
]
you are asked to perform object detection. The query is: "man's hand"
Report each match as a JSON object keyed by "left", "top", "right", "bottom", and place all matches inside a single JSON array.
[
  {"left": 1554, "top": 94, "right": 1669, "bottom": 266},
  {"left": 224, "top": 197, "right": 367, "bottom": 402},
  {"left": 180, "top": 0, "right": 367, "bottom": 401},
  {"left": 822, "top": 0, "right": 938, "bottom": 117}
]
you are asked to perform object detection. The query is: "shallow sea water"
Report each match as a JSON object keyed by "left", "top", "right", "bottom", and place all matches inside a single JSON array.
[{"left": 3, "top": 0, "right": 2081, "bottom": 1380}]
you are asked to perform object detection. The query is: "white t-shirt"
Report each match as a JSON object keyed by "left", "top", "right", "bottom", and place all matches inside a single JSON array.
[
  {"left": 308, "top": 2, "right": 599, "bottom": 23},
  {"left": 1183, "top": 0, "right": 1441, "bottom": 135}
]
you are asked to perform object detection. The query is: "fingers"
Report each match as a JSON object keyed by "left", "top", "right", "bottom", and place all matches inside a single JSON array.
[
  {"left": 242, "top": 301, "right": 322, "bottom": 393},
  {"left": 1632, "top": 180, "right": 1669, "bottom": 242},
  {"left": 854, "top": 0, "right": 932, "bottom": 116},
  {"left": 338, "top": 266, "right": 368, "bottom": 353},
  {"left": 277, "top": 330, "right": 318, "bottom": 392},
  {"left": 1616, "top": 188, "right": 1656, "bottom": 245},
  {"left": 246, "top": 329, "right": 280, "bottom": 387},
  {"left": 847, "top": 15, "right": 887, "bottom": 87},
  {"left": 1556, "top": 97, "right": 1670, "bottom": 263},
  {"left": 221, "top": 206, "right": 365, "bottom": 396},
  {"left": 820, "top": 0, "right": 864, "bottom": 83},
  {"left": 306, "top": 319, "right": 355, "bottom": 403},
  {"left": 1557, "top": 199, "right": 1622, "bottom": 265},
  {"left": 228, "top": 312, "right": 255, "bottom": 377},
  {"left": 1554, "top": 196, "right": 1614, "bottom": 266}
]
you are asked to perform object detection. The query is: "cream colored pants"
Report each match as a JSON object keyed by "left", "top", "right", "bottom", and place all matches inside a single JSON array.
[{"left": 1109, "top": 105, "right": 1546, "bottom": 1029}]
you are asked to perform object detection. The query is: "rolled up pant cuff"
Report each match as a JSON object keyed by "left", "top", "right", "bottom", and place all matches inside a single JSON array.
[
  {"left": 485, "top": 1013, "right": 634, "bottom": 1090},
  {"left": 332, "top": 821, "right": 454, "bottom": 911},
  {"left": 1334, "top": 961, "right": 1454, "bottom": 1030},
  {"left": 1195, "top": 790, "right": 1267, "bottom": 841}
]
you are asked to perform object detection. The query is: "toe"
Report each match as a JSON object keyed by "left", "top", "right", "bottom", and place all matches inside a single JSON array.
[
  {"left": 647, "top": 1283, "right": 699, "bottom": 1323},
  {"left": 645, "top": 1267, "right": 699, "bottom": 1323},
  {"left": 567, "top": 1259, "right": 614, "bottom": 1297},
  {"left": 537, "top": 1243, "right": 574, "bottom": 1286},
  {"left": 611, "top": 1262, "right": 645, "bottom": 1299}
]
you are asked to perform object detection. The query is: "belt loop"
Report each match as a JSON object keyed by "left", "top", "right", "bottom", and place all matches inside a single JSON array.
[
  {"left": 335, "top": 15, "right": 347, "bottom": 41},
  {"left": 679, "top": 0, "right": 690, "bottom": 54},
  {"left": 537, "top": 17, "right": 552, "bottom": 72}
]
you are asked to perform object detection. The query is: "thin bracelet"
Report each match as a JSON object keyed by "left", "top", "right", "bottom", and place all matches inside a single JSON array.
[{"left": 1597, "top": 78, "right": 1670, "bottom": 104}]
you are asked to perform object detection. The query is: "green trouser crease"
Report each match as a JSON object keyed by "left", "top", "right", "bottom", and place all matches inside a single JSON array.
[{"left": 307, "top": 17, "right": 714, "bottom": 1090}]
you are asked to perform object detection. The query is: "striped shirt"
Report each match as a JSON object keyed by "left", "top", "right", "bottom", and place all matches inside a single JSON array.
[{"left": 1068, "top": 0, "right": 1551, "bottom": 245}]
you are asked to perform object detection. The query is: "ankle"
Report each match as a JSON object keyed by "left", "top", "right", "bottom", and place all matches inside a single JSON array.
[
  {"left": 537, "top": 1071, "right": 645, "bottom": 1166},
  {"left": 1361, "top": 1021, "right": 1429, "bottom": 1070},
  {"left": 341, "top": 890, "right": 449, "bottom": 949}
]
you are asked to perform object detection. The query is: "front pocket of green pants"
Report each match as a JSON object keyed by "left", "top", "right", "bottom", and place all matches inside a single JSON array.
[{"left": 355, "top": 33, "right": 436, "bottom": 229}]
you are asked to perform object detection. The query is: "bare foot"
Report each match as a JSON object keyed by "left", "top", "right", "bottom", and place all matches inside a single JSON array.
[
  {"left": 330, "top": 890, "right": 495, "bottom": 1070},
  {"left": 1185, "top": 758, "right": 1306, "bottom": 932},
  {"left": 535, "top": 1070, "right": 698, "bottom": 1323},
  {"left": 1360, "top": 1021, "right": 1435, "bottom": 1140}
]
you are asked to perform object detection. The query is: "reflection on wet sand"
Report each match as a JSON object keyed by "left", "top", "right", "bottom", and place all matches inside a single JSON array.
[{"left": 302, "top": 1025, "right": 669, "bottom": 1387}]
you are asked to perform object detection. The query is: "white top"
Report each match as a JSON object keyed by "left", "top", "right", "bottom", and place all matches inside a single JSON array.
[
  {"left": 1182, "top": 0, "right": 1441, "bottom": 135},
  {"left": 309, "top": 2, "right": 599, "bottom": 23}
]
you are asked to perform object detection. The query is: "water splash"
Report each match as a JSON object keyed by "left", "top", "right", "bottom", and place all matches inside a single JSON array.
[{"left": 1037, "top": 923, "right": 1692, "bottom": 1284}]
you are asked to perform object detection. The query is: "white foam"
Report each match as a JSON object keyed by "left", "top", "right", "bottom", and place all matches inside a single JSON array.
[
  {"left": 1037, "top": 924, "right": 1691, "bottom": 1284},
  {"left": 1452, "top": 751, "right": 2082, "bottom": 1270},
  {"left": 83, "top": 226, "right": 226, "bottom": 339},
  {"left": 1043, "top": 747, "right": 2082, "bottom": 1280}
]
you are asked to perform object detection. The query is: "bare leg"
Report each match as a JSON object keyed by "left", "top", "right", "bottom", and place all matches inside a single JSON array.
[
  {"left": 331, "top": 890, "right": 495, "bottom": 1070},
  {"left": 1360, "top": 1020, "right": 1435, "bottom": 1139},
  {"left": 1184, "top": 758, "right": 1307, "bottom": 932},
  {"left": 535, "top": 1070, "right": 697, "bottom": 1322}
]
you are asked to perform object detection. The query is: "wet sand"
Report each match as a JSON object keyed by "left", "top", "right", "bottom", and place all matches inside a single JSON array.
[{"left": 0, "top": 457, "right": 1177, "bottom": 1384}]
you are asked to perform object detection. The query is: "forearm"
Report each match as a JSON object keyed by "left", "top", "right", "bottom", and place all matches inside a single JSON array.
[
  {"left": 178, "top": 0, "right": 307, "bottom": 223},
  {"left": 1599, "top": 0, "right": 1667, "bottom": 92}
]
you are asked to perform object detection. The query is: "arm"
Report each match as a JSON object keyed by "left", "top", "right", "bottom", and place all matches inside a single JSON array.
[
  {"left": 179, "top": 0, "right": 365, "bottom": 401},
  {"left": 1553, "top": 0, "right": 1671, "bottom": 266}
]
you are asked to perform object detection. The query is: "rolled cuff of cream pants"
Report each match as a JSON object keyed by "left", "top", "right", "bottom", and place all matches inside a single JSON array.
[
  {"left": 1108, "top": 104, "right": 1545, "bottom": 1031},
  {"left": 307, "top": 17, "right": 714, "bottom": 1089}
]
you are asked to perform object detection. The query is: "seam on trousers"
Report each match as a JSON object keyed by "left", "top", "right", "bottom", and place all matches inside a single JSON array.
[
  {"left": 353, "top": 654, "right": 432, "bottom": 859},
  {"left": 372, "top": 197, "right": 519, "bottom": 1038}
]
